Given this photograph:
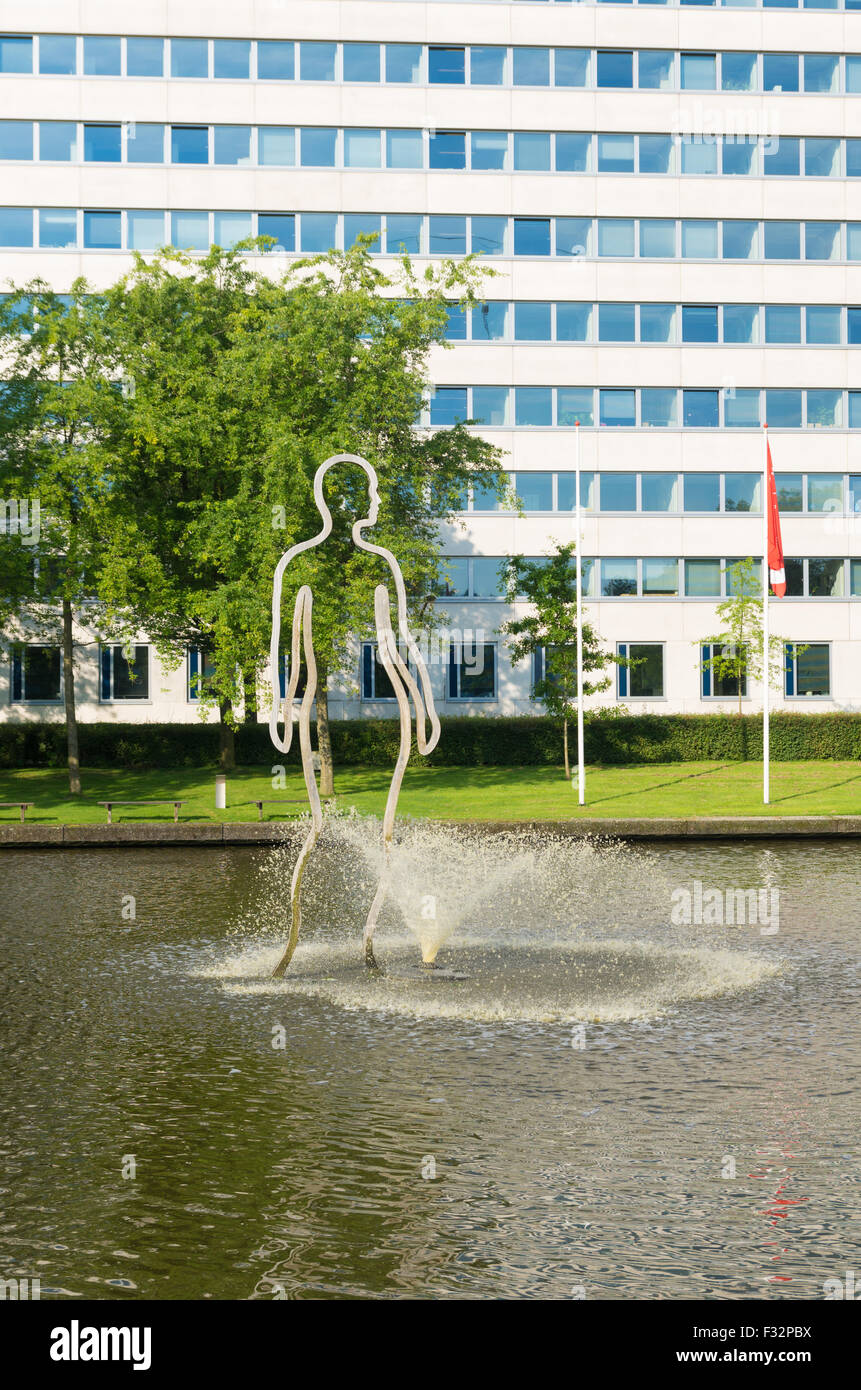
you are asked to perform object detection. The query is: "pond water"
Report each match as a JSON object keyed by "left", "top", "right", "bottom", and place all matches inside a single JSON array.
[{"left": 0, "top": 829, "right": 858, "bottom": 1300}]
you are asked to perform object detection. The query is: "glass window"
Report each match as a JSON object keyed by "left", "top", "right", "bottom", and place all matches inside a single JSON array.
[
  {"left": 514, "top": 218, "right": 551, "bottom": 256},
  {"left": 557, "top": 388, "right": 594, "bottom": 427},
  {"left": 514, "top": 132, "right": 551, "bottom": 171},
  {"left": 0, "top": 208, "right": 33, "bottom": 246},
  {"left": 807, "top": 474, "right": 843, "bottom": 512},
  {"left": 127, "top": 123, "right": 164, "bottom": 163},
  {"left": 300, "top": 212, "right": 338, "bottom": 253},
  {"left": 258, "top": 213, "right": 295, "bottom": 253},
  {"left": 600, "top": 474, "right": 637, "bottom": 510},
  {"left": 429, "top": 130, "right": 465, "bottom": 169},
  {"left": 171, "top": 126, "right": 208, "bottom": 164},
  {"left": 642, "top": 474, "right": 678, "bottom": 510},
  {"left": 722, "top": 220, "right": 758, "bottom": 259},
  {"left": 471, "top": 47, "right": 507, "bottom": 85},
  {"left": 0, "top": 36, "right": 32, "bottom": 73},
  {"left": 443, "top": 304, "right": 467, "bottom": 340},
  {"left": 556, "top": 133, "right": 591, "bottom": 172},
  {"left": 557, "top": 218, "right": 591, "bottom": 257},
  {"left": 849, "top": 308, "right": 861, "bottom": 344},
  {"left": 642, "top": 558, "right": 678, "bottom": 594},
  {"left": 681, "top": 137, "right": 718, "bottom": 174},
  {"left": 213, "top": 212, "right": 252, "bottom": 247},
  {"left": 171, "top": 38, "right": 208, "bottom": 79},
  {"left": 0, "top": 121, "right": 33, "bottom": 160},
  {"left": 515, "top": 302, "right": 551, "bottom": 339},
  {"left": 764, "top": 137, "right": 800, "bottom": 176},
  {"left": 764, "top": 221, "right": 800, "bottom": 259},
  {"left": 684, "top": 474, "right": 720, "bottom": 511},
  {"left": 515, "top": 388, "right": 553, "bottom": 426},
  {"left": 786, "top": 644, "right": 830, "bottom": 697},
  {"left": 429, "top": 216, "right": 466, "bottom": 254},
  {"left": 682, "top": 305, "right": 718, "bottom": 342},
  {"left": 807, "top": 389, "right": 842, "bottom": 428},
  {"left": 257, "top": 41, "right": 295, "bottom": 81},
  {"left": 344, "top": 214, "right": 381, "bottom": 250},
  {"left": 602, "top": 560, "right": 638, "bottom": 595},
  {"left": 724, "top": 390, "right": 761, "bottom": 430},
  {"left": 847, "top": 55, "right": 861, "bottom": 93},
  {"left": 518, "top": 473, "right": 554, "bottom": 510},
  {"left": 639, "top": 51, "right": 673, "bottom": 88},
  {"left": 258, "top": 127, "right": 295, "bottom": 166},
  {"left": 639, "top": 135, "right": 673, "bottom": 174},
  {"left": 598, "top": 219, "right": 635, "bottom": 257},
  {"left": 641, "top": 388, "right": 678, "bottom": 426},
  {"left": 84, "top": 124, "right": 121, "bottom": 162},
  {"left": 686, "top": 560, "right": 722, "bottom": 596},
  {"left": 805, "top": 305, "right": 841, "bottom": 344},
  {"left": 83, "top": 210, "right": 120, "bottom": 249},
  {"left": 343, "top": 43, "right": 380, "bottom": 83},
  {"left": 850, "top": 393, "right": 861, "bottom": 428},
  {"left": 386, "top": 129, "right": 422, "bottom": 169},
  {"left": 449, "top": 642, "right": 496, "bottom": 700},
  {"left": 804, "top": 54, "right": 838, "bottom": 92},
  {"left": 600, "top": 390, "right": 636, "bottom": 427},
  {"left": 513, "top": 47, "right": 550, "bottom": 85},
  {"left": 213, "top": 126, "right": 251, "bottom": 165},
  {"left": 681, "top": 53, "right": 716, "bottom": 89},
  {"left": 471, "top": 131, "right": 508, "bottom": 170},
  {"left": 853, "top": 560, "right": 861, "bottom": 596},
  {"left": 554, "top": 49, "right": 590, "bottom": 87},
  {"left": 558, "top": 473, "right": 595, "bottom": 512},
  {"left": 766, "top": 390, "right": 803, "bottom": 428},
  {"left": 848, "top": 140, "right": 861, "bottom": 177},
  {"left": 805, "top": 222, "right": 839, "bottom": 261},
  {"left": 784, "top": 558, "right": 805, "bottom": 596},
  {"left": 436, "top": 558, "right": 469, "bottom": 597},
  {"left": 83, "top": 36, "right": 120, "bottom": 76},
  {"left": 126, "top": 37, "right": 163, "bottom": 77},
  {"left": 809, "top": 559, "right": 844, "bottom": 596},
  {"left": 429, "top": 47, "right": 465, "bottom": 83},
  {"left": 640, "top": 219, "right": 675, "bottom": 257},
  {"left": 597, "top": 50, "right": 633, "bottom": 87},
  {"left": 598, "top": 134, "right": 635, "bottom": 172},
  {"left": 684, "top": 390, "right": 719, "bottom": 427},
  {"left": 300, "top": 42, "right": 336, "bottom": 81},
  {"left": 384, "top": 213, "right": 422, "bottom": 254},
  {"left": 107, "top": 645, "right": 150, "bottom": 701},
  {"left": 682, "top": 221, "right": 718, "bottom": 257},
  {"left": 721, "top": 136, "right": 757, "bottom": 175},
  {"left": 472, "top": 302, "right": 508, "bottom": 340},
  {"left": 344, "top": 128, "right": 381, "bottom": 168},
  {"left": 806, "top": 138, "right": 840, "bottom": 178},
  {"left": 763, "top": 53, "right": 799, "bottom": 91},
  {"left": 626, "top": 645, "right": 664, "bottom": 699},
  {"left": 14, "top": 646, "right": 61, "bottom": 702},
  {"left": 127, "top": 209, "right": 165, "bottom": 251},
  {"left": 472, "top": 387, "right": 510, "bottom": 426},
  {"left": 472, "top": 216, "right": 507, "bottom": 255},
  {"left": 430, "top": 388, "right": 467, "bottom": 426},
  {"left": 213, "top": 40, "right": 250, "bottom": 80},
  {"left": 170, "top": 211, "right": 209, "bottom": 251},
  {"left": 721, "top": 52, "right": 756, "bottom": 90},
  {"left": 599, "top": 303, "right": 635, "bottom": 341},
  {"left": 725, "top": 473, "right": 761, "bottom": 510},
  {"left": 39, "top": 35, "right": 76, "bottom": 75},
  {"left": 765, "top": 305, "right": 801, "bottom": 343},
  {"left": 472, "top": 481, "right": 502, "bottom": 513},
  {"left": 471, "top": 561, "right": 503, "bottom": 598},
  {"left": 385, "top": 44, "right": 422, "bottom": 83},
  {"left": 39, "top": 209, "right": 76, "bottom": 248},
  {"left": 723, "top": 304, "right": 758, "bottom": 343},
  {"left": 301, "top": 128, "right": 337, "bottom": 167},
  {"left": 725, "top": 559, "right": 762, "bottom": 596},
  {"left": 557, "top": 303, "right": 592, "bottom": 341}
]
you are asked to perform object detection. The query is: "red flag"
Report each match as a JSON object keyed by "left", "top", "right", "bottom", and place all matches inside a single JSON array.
[{"left": 766, "top": 442, "right": 786, "bottom": 597}]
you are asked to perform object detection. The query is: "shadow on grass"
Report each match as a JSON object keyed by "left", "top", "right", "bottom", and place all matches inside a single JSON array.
[
  {"left": 770, "top": 770, "right": 861, "bottom": 805},
  {"left": 585, "top": 763, "right": 734, "bottom": 807}
]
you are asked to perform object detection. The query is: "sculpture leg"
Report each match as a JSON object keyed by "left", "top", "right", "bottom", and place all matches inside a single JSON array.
[{"left": 272, "top": 820, "right": 319, "bottom": 977}]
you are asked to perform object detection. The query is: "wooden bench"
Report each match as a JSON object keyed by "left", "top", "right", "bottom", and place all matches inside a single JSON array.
[
  {"left": 98, "top": 800, "right": 184, "bottom": 824},
  {"left": 0, "top": 802, "right": 33, "bottom": 823},
  {"left": 253, "top": 799, "right": 305, "bottom": 822}
]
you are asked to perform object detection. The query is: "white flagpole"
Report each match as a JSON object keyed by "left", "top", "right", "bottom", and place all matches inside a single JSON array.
[
  {"left": 575, "top": 420, "right": 585, "bottom": 805},
  {"left": 762, "top": 423, "right": 770, "bottom": 806}
]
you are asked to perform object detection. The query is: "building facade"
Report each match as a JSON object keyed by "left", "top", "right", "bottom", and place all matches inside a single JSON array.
[{"left": 1, "top": 0, "right": 860, "bottom": 725}]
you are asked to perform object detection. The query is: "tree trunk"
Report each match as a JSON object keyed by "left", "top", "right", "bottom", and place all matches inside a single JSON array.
[
  {"left": 242, "top": 670, "right": 257, "bottom": 726},
  {"left": 316, "top": 663, "right": 334, "bottom": 797},
  {"left": 563, "top": 717, "right": 571, "bottom": 781},
  {"left": 218, "top": 698, "right": 235, "bottom": 770},
  {"left": 62, "top": 598, "right": 81, "bottom": 795}
]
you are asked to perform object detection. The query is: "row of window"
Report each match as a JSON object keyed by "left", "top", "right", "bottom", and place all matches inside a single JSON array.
[
  {"left": 428, "top": 386, "right": 861, "bottom": 430},
  {"left": 445, "top": 301, "right": 861, "bottom": 346},
  {"left": 2, "top": 122, "right": 858, "bottom": 178},
  {"left": 4, "top": 207, "right": 859, "bottom": 264},
  {"left": 456, "top": 471, "right": 861, "bottom": 514},
  {"left": 425, "top": 0, "right": 861, "bottom": 8},
  {"left": 6, "top": 638, "right": 836, "bottom": 708},
  {"left": 4, "top": 35, "right": 861, "bottom": 93},
  {"left": 435, "top": 556, "right": 861, "bottom": 599}
]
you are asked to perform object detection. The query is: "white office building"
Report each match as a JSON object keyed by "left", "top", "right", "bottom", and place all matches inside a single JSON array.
[{"left": 1, "top": 0, "right": 860, "bottom": 724}]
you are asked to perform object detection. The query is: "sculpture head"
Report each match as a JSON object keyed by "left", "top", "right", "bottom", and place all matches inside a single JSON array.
[{"left": 313, "top": 452, "right": 380, "bottom": 531}]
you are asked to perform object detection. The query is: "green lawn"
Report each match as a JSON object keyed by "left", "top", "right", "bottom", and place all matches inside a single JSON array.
[{"left": 1, "top": 760, "right": 860, "bottom": 824}]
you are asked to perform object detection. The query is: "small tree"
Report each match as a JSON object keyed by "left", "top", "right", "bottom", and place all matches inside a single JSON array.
[
  {"left": 499, "top": 542, "right": 616, "bottom": 780},
  {"left": 700, "top": 558, "right": 789, "bottom": 716}
]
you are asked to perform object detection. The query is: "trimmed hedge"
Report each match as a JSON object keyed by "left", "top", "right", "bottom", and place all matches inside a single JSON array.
[{"left": 1, "top": 713, "right": 860, "bottom": 770}]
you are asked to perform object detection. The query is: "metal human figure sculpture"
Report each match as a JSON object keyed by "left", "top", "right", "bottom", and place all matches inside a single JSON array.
[{"left": 268, "top": 453, "right": 440, "bottom": 976}]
